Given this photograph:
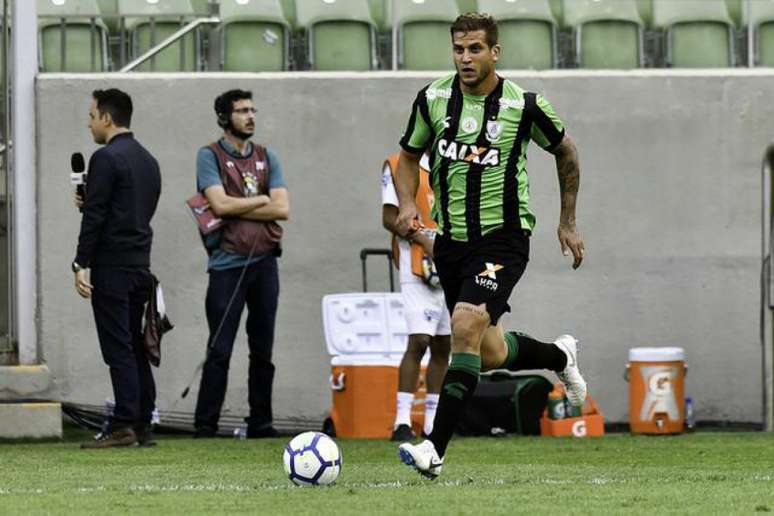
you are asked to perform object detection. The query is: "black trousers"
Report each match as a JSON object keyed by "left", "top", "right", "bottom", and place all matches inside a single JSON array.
[
  {"left": 194, "top": 256, "right": 279, "bottom": 432},
  {"left": 91, "top": 266, "right": 156, "bottom": 429}
]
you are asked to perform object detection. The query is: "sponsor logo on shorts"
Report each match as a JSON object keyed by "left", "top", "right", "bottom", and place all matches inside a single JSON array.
[
  {"left": 475, "top": 263, "right": 503, "bottom": 292},
  {"left": 437, "top": 139, "right": 500, "bottom": 166},
  {"left": 423, "top": 308, "right": 441, "bottom": 322},
  {"left": 478, "top": 262, "right": 503, "bottom": 279}
]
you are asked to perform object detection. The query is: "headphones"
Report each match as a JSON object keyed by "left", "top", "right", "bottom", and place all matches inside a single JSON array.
[{"left": 214, "top": 93, "right": 232, "bottom": 129}]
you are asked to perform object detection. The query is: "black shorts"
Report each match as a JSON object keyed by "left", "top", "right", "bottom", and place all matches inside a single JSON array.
[{"left": 433, "top": 228, "right": 530, "bottom": 325}]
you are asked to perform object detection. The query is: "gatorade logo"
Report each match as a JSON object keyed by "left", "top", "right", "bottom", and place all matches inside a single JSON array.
[
  {"left": 572, "top": 420, "right": 587, "bottom": 437},
  {"left": 437, "top": 139, "right": 500, "bottom": 166},
  {"left": 640, "top": 366, "right": 680, "bottom": 421}
]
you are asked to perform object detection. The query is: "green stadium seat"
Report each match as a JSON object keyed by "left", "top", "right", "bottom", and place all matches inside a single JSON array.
[
  {"left": 726, "top": 0, "right": 743, "bottom": 27},
  {"left": 636, "top": 0, "right": 653, "bottom": 28},
  {"left": 96, "top": 0, "right": 120, "bottom": 33},
  {"left": 389, "top": 0, "right": 460, "bottom": 70},
  {"left": 745, "top": 0, "right": 774, "bottom": 67},
  {"left": 189, "top": 0, "right": 212, "bottom": 15},
  {"left": 548, "top": 0, "right": 563, "bottom": 25},
  {"left": 478, "top": 0, "right": 557, "bottom": 70},
  {"left": 278, "top": 0, "right": 297, "bottom": 27},
  {"left": 215, "top": 0, "right": 291, "bottom": 72},
  {"left": 37, "top": 0, "right": 110, "bottom": 72},
  {"left": 368, "top": 0, "right": 387, "bottom": 31},
  {"left": 296, "top": 0, "right": 378, "bottom": 71},
  {"left": 653, "top": 0, "right": 735, "bottom": 67},
  {"left": 119, "top": 0, "right": 200, "bottom": 71},
  {"left": 562, "top": 0, "right": 643, "bottom": 69},
  {"left": 456, "top": 0, "right": 478, "bottom": 14}
]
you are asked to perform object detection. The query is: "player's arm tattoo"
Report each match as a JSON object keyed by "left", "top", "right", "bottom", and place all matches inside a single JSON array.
[{"left": 552, "top": 135, "right": 580, "bottom": 225}]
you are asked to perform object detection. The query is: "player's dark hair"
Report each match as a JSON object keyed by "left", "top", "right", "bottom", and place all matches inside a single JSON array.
[
  {"left": 92, "top": 88, "right": 133, "bottom": 128},
  {"left": 214, "top": 89, "right": 253, "bottom": 129},
  {"left": 450, "top": 12, "right": 498, "bottom": 47}
]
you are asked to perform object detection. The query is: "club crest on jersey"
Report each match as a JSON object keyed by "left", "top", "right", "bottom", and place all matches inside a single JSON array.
[
  {"left": 437, "top": 138, "right": 500, "bottom": 166},
  {"left": 486, "top": 120, "right": 503, "bottom": 142}
]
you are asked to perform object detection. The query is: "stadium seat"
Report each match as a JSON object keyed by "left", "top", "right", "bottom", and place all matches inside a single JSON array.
[
  {"left": 478, "top": 0, "right": 557, "bottom": 70},
  {"left": 636, "top": 0, "right": 653, "bottom": 28},
  {"left": 548, "top": 0, "right": 563, "bottom": 25},
  {"left": 653, "top": 0, "right": 735, "bottom": 67},
  {"left": 215, "top": 0, "right": 291, "bottom": 72},
  {"left": 725, "top": 0, "right": 743, "bottom": 27},
  {"left": 562, "top": 0, "right": 643, "bottom": 69},
  {"left": 118, "top": 0, "right": 200, "bottom": 71},
  {"left": 368, "top": 0, "right": 387, "bottom": 31},
  {"left": 745, "top": 0, "right": 774, "bottom": 67},
  {"left": 456, "top": 0, "right": 477, "bottom": 13},
  {"left": 37, "top": 0, "right": 110, "bottom": 72},
  {"left": 296, "top": 0, "right": 378, "bottom": 71},
  {"left": 389, "top": 0, "right": 460, "bottom": 70}
]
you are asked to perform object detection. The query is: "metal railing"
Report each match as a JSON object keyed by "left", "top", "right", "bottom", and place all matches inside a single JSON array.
[{"left": 37, "top": 8, "right": 219, "bottom": 72}]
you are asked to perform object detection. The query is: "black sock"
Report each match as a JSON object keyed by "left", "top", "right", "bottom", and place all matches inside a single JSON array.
[
  {"left": 429, "top": 352, "right": 480, "bottom": 458},
  {"left": 503, "top": 332, "right": 567, "bottom": 372}
]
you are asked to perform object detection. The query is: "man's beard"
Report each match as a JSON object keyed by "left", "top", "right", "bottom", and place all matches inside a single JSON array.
[{"left": 230, "top": 127, "right": 254, "bottom": 140}]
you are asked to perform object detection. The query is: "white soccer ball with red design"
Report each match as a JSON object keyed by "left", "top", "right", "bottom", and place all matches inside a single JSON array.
[{"left": 282, "top": 432, "right": 342, "bottom": 486}]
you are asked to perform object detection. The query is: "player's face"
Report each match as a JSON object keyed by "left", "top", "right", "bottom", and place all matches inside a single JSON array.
[
  {"left": 452, "top": 30, "right": 499, "bottom": 88},
  {"left": 88, "top": 99, "right": 108, "bottom": 144},
  {"left": 229, "top": 98, "right": 256, "bottom": 138}
]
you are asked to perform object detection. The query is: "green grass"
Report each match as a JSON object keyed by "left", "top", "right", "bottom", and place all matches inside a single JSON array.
[{"left": 1, "top": 427, "right": 774, "bottom": 514}]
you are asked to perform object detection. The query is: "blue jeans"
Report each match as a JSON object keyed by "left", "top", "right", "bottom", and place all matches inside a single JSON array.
[
  {"left": 194, "top": 256, "right": 279, "bottom": 432},
  {"left": 90, "top": 266, "right": 156, "bottom": 428}
]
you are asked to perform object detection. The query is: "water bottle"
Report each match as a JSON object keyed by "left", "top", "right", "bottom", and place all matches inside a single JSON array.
[
  {"left": 564, "top": 398, "right": 582, "bottom": 418},
  {"left": 547, "top": 388, "right": 566, "bottom": 420},
  {"left": 685, "top": 397, "right": 695, "bottom": 431},
  {"left": 233, "top": 427, "right": 247, "bottom": 440}
]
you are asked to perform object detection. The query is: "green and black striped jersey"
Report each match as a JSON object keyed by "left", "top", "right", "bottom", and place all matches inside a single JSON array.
[{"left": 399, "top": 73, "right": 565, "bottom": 242}]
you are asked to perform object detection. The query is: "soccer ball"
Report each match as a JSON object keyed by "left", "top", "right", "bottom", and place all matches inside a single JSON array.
[
  {"left": 421, "top": 255, "right": 441, "bottom": 289},
  {"left": 282, "top": 432, "right": 342, "bottom": 486}
]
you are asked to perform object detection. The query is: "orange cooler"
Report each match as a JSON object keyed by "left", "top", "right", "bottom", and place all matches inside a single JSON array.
[
  {"left": 627, "top": 347, "right": 686, "bottom": 434},
  {"left": 329, "top": 357, "right": 426, "bottom": 438}
]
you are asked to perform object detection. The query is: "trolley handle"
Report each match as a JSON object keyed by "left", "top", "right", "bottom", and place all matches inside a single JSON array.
[{"left": 359, "top": 248, "right": 395, "bottom": 293}]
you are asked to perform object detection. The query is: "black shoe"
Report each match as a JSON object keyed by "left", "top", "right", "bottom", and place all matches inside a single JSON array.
[
  {"left": 247, "top": 425, "right": 278, "bottom": 439},
  {"left": 390, "top": 424, "right": 416, "bottom": 442},
  {"left": 193, "top": 426, "right": 217, "bottom": 439},
  {"left": 81, "top": 428, "right": 138, "bottom": 449},
  {"left": 135, "top": 425, "right": 157, "bottom": 447}
]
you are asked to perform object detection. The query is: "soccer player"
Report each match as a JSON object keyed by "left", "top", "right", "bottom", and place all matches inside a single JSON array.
[
  {"left": 395, "top": 13, "right": 587, "bottom": 479},
  {"left": 381, "top": 152, "right": 451, "bottom": 441}
]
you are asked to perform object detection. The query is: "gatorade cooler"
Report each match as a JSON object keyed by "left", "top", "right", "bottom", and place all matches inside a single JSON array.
[
  {"left": 323, "top": 293, "right": 427, "bottom": 438},
  {"left": 627, "top": 347, "right": 686, "bottom": 434}
]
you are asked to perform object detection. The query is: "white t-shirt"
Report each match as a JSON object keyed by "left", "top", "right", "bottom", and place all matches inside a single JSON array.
[{"left": 381, "top": 155, "right": 431, "bottom": 285}]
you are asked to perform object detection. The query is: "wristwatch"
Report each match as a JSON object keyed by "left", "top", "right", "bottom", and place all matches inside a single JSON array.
[{"left": 71, "top": 261, "right": 83, "bottom": 273}]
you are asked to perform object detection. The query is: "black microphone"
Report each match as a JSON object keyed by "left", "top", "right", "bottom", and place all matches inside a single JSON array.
[{"left": 70, "top": 152, "right": 86, "bottom": 212}]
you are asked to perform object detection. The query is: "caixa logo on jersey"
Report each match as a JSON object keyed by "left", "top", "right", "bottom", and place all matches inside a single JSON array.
[{"left": 437, "top": 139, "right": 500, "bottom": 166}]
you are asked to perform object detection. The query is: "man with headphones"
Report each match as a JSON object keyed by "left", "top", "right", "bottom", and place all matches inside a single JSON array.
[{"left": 193, "top": 89, "right": 290, "bottom": 438}]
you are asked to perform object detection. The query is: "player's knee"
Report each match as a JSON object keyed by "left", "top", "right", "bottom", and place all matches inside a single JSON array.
[
  {"left": 406, "top": 335, "right": 430, "bottom": 360},
  {"left": 451, "top": 305, "right": 489, "bottom": 350}
]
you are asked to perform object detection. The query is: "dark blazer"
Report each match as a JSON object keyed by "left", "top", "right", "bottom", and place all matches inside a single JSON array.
[{"left": 75, "top": 132, "right": 161, "bottom": 268}]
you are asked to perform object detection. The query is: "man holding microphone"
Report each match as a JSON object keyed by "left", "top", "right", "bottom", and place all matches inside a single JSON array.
[{"left": 73, "top": 89, "right": 161, "bottom": 449}]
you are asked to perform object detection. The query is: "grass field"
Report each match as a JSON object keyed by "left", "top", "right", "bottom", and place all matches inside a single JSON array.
[{"left": 2, "top": 427, "right": 774, "bottom": 514}]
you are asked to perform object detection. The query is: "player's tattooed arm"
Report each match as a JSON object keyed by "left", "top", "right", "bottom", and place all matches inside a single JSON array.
[{"left": 552, "top": 135, "right": 585, "bottom": 269}]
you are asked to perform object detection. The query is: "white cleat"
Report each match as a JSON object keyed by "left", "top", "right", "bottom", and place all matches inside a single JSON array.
[
  {"left": 398, "top": 439, "right": 443, "bottom": 479},
  {"left": 554, "top": 334, "right": 587, "bottom": 407}
]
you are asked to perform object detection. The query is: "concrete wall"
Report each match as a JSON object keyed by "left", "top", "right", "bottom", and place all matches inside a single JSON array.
[{"left": 36, "top": 70, "right": 774, "bottom": 427}]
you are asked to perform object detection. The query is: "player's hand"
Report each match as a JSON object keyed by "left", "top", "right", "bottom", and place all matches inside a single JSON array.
[
  {"left": 557, "top": 222, "right": 584, "bottom": 269},
  {"left": 396, "top": 203, "right": 420, "bottom": 237},
  {"left": 74, "top": 269, "right": 93, "bottom": 298},
  {"left": 74, "top": 190, "right": 84, "bottom": 210}
]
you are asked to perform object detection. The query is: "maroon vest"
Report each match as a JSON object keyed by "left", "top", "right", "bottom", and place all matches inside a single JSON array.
[{"left": 209, "top": 141, "right": 283, "bottom": 256}]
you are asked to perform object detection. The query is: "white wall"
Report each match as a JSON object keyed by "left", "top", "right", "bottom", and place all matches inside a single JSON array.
[{"left": 36, "top": 70, "right": 774, "bottom": 427}]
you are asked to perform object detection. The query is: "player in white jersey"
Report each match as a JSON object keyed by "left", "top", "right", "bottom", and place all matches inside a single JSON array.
[{"left": 382, "top": 153, "right": 451, "bottom": 441}]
